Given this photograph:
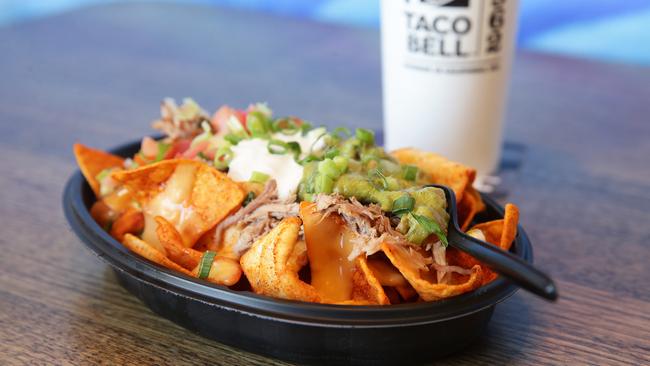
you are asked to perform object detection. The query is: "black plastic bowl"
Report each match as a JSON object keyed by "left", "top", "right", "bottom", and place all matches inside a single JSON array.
[{"left": 62, "top": 140, "right": 532, "bottom": 365}]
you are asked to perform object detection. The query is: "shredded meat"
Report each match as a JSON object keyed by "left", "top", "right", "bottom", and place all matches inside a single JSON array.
[
  {"left": 311, "top": 194, "right": 464, "bottom": 281},
  {"left": 313, "top": 194, "right": 412, "bottom": 260},
  {"left": 211, "top": 180, "right": 299, "bottom": 255},
  {"left": 152, "top": 98, "right": 210, "bottom": 139}
]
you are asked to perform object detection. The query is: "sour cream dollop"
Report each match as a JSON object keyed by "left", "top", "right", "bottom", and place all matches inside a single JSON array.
[{"left": 228, "top": 138, "right": 304, "bottom": 200}]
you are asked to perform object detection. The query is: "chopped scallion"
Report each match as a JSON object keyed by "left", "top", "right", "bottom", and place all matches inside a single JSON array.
[
  {"left": 324, "top": 148, "right": 339, "bottom": 159},
  {"left": 250, "top": 171, "right": 270, "bottom": 184},
  {"left": 314, "top": 174, "right": 334, "bottom": 194},
  {"left": 267, "top": 139, "right": 288, "bottom": 155},
  {"left": 402, "top": 165, "right": 418, "bottom": 181},
  {"left": 318, "top": 159, "right": 343, "bottom": 179},
  {"left": 392, "top": 194, "right": 415, "bottom": 216},
  {"left": 412, "top": 213, "right": 448, "bottom": 247},
  {"left": 243, "top": 191, "right": 256, "bottom": 206},
  {"left": 155, "top": 143, "right": 171, "bottom": 161},
  {"left": 355, "top": 128, "right": 375, "bottom": 145},
  {"left": 197, "top": 251, "right": 216, "bottom": 279}
]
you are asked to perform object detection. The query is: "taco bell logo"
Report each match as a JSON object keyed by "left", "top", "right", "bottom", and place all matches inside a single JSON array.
[
  {"left": 403, "top": 0, "right": 507, "bottom": 58},
  {"left": 406, "top": 0, "right": 469, "bottom": 7}
]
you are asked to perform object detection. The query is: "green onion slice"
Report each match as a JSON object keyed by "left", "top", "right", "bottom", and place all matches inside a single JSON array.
[
  {"left": 243, "top": 191, "right": 256, "bottom": 206},
  {"left": 370, "top": 168, "right": 388, "bottom": 189},
  {"left": 324, "top": 148, "right": 339, "bottom": 159},
  {"left": 197, "top": 251, "right": 217, "bottom": 279},
  {"left": 314, "top": 174, "right": 334, "bottom": 194},
  {"left": 224, "top": 133, "right": 244, "bottom": 145},
  {"left": 250, "top": 171, "right": 270, "bottom": 183},
  {"left": 402, "top": 165, "right": 418, "bottom": 181},
  {"left": 95, "top": 168, "right": 111, "bottom": 183},
  {"left": 331, "top": 127, "right": 351, "bottom": 138},
  {"left": 286, "top": 141, "right": 302, "bottom": 158},
  {"left": 267, "top": 139, "right": 288, "bottom": 154},
  {"left": 412, "top": 214, "right": 449, "bottom": 247},
  {"left": 355, "top": 128, "right": 375, "bottom": 145},
  {"left": 247, "top": 112, "right": 269, "bottom": 138},
  {"left": 392, "top": 194, "right": 415, "bottom": 216},
  {"left": 155, "top": 142, "right": 171, "bottom": 162},
  {"left": 318, "top": 159, "right": 340, "bottom": 179}
]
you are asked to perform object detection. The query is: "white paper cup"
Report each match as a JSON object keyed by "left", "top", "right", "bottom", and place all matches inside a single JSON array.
[{"left": 381, "top": 0, "right": 519, "bottom": 177}]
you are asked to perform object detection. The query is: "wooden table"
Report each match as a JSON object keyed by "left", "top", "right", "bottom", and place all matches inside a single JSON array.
[{"left": 1, "top": 3, "right": 648, "bottom": 365}]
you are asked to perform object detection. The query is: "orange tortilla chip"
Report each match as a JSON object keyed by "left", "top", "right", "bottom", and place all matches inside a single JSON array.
[
  {"left": 457, "top": 186, "right": 485, "bottom": 230},
  {"left": 473, "top": 203, "right": 519, "bottom": 251},
  {"left": 110, "top": 207, "right": 144, "bottom": 243},
  {"left": 448, "top": 203, "right": 520, "bottom": 284},
  {"left": 240, "top": 217, "right": 321, "bottom": 302},
  {"left": 112, "top": 159, "right": 245, "bottom": 248},
  {"left": 391, "top": 148, "right": 476, "bottom": 203},
  {"left": 349, "top": 257, "right": 390, "bottom": 305},
  {"left": 122, "top": 233, "right": 192, "bottom": 275},
  {"left": 73, "top": 143, "right": 124, "bottom": 196},
  {"left": 155, "top": 216, "right": 202, "bottom": 269},
  {"left": 287, "top": 239, "right": 308, "bottom": 273},
  {"left": 382, "top": 243, "right": 483, "bottom": 301}
]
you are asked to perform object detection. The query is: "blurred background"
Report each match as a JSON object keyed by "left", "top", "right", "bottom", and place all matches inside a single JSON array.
[{"left": 2, "top": 0, "right": 649, "bottom": 65}]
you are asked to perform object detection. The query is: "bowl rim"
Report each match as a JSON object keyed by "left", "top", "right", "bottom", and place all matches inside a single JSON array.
[{"left": 62, "top": 139, "right": 531, "bottom": 328}]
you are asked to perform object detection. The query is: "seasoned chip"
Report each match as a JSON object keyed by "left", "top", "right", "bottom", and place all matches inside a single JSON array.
[
  {"left": 240, "top": 217, "right": 321, "bottom": 302},
  {"left": 473, "top": 203, "right": 519, "bottom": 251},
  {"left": 155, "top": 216, "right": 202, "bottom": 269},
  {"left": 457, "top": 186, "right": 485, "bottom": 230},
  {"left": 382, "top": 243, "right": 483, "bottom": 301},
  {"left": 110, "top": 207, "right": 144, "bottom": 243},
  {"left": 447, "top": 203, "right": 520, "bottom": 284},
  {"left": 122, "top": 233, "right": 192, "bottom": 275},
  {"left": 112, "top": 159, "right": 244, "bottom": 249},
  {"left": 391, "top": 148, "right": 476, "bottom": 203},
  {"left": 350, "top": 257, "right": 390, "bottom": 305},
  {"left": 73, "top": 143, "right": 124, "bottom": 196}
]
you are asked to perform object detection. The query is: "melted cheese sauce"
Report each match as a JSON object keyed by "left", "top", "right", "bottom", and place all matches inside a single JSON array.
[
  {"left": 141, "top": 164, "right": 200, "bottom": 252},
  {"left": 228, "top": 138, "right": 304, "bottom": 200},
  {"left": 302, "top": 205, "right": 356, "bottom": 302}
]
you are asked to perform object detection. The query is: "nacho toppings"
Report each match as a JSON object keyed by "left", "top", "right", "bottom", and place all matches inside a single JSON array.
[{"left": 75, "top": 98, "right": 522, "bottom": 305}]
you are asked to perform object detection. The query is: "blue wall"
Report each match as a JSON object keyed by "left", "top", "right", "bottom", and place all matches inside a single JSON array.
[{"left": 2, "top": 0, "right": 649, "bottom": 65}]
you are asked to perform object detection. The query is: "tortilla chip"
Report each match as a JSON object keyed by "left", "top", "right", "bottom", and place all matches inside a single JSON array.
[
  {"left": 73, "top": 143, "right": 124, "bottom": 196},
  {"left": 349, "top": 257, "right": 391, "bottom": 305},
  {"left": 110, "top": 207, "right": 144, "bottom": 243},
  {"left": 155, "top": 216, "right": 202, "bottom": 269},
  {"left": 112, "top": 159, "right": 244, "bottom": 248},
  {"left": 457, "top": 186, "right": 485, "bottom": 230},
  {"left": 391, "top": 148, "right": 476, "bottom": 203},
  {"left": 122, "top": 233, "right": 192, "bottom": 275},
  {"left": 287, "top": 239, "right": 308, "bottom": 273},
  {"left": 395, "top": 284, "right": 418, "bottom": 302},
  {"left": 240, "top": 217, "right": 321, "bottom": 302},
  {"left": 366, "top": 257, "right": 409, "bottom": 287},
  {"left": 382, "top": 243, "right": 483, "bottom": 301},
  {"left": 448, "top": 203, "right": 520, "bottom": 284}
]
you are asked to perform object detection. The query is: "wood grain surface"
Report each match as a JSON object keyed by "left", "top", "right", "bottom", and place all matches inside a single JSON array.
[{"left": 1, "top": 3, "right": 649, "bottom": 365}]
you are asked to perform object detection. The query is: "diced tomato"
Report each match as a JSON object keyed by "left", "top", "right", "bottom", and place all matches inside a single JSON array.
[
  {"left": 167, "top": 139, "right": 191, "bottom": 159},
  {"left": 211, "top": 105, "right": 247, "bottom": 133}
]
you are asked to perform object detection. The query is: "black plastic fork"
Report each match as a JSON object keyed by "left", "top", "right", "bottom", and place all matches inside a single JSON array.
[{"left": 430, "top": 184, "right": 558, "bottom": 301}]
